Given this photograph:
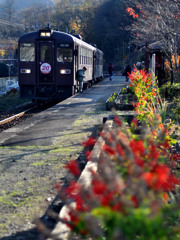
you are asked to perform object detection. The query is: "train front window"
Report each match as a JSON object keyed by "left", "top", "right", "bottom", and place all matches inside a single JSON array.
[
  {"left": 57, "top": 47, "right": 72, "bottom": 63},
  {"left": 40, "top": 45, "right": 52, "bottom": 62},
  {"left": 20, "top": 43, "right": 35, "bottom": 62}
]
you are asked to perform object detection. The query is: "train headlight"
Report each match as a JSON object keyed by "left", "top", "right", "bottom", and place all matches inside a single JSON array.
[
  {"left": 60, "top": 69, "right": 71, "bottom": 74},
  {"left": 40, "top": 30, "right": 52, "bottom": 37},
  {"left": 20, "top": 69, "right": 31, "bottom": 74}
]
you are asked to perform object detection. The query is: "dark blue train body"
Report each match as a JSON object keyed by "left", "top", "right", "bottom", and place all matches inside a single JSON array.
[{"left": 18, "top": 27, "right": 103, "bottom": 101}]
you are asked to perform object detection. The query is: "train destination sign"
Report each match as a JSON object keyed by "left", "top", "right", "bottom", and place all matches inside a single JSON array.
[{"left": 40, "top": 63, "right": 51, "bottom": 74}]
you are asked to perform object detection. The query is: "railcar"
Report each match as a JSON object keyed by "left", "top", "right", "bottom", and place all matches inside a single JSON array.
[{"left": 18, "top": 27, "right": 103, "bottom": 102}]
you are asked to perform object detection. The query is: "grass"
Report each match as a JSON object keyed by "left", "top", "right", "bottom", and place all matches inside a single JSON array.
[{"left": 0, "top": 91, "right": 30, "bottom": 113}]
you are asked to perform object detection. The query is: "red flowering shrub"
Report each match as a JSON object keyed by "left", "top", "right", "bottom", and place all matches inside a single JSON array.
[
  {"left": 129, "top": 68, "right": 168, "bottom": 128},
  {"left": 38, "top": 69, "right": 180, "bottom": 240},
  {"left": 51, "top": 116, "right": 180, "bottom": 240}
]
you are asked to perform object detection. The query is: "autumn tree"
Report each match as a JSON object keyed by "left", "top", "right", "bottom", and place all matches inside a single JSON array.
[
  {"left": 0, "top": 0, "right": 23, "bottom": 38},
  {"left": 51, "top": 0, "right": 133, "bottom": 70},
  {"left": 71, "top": 0, "right": 101, "bottom": 41},
  {"left": 125, "top": 0, "right": 180, "bottom": 83},
  {"left": 51, "top": 0, "right": 79, "bottom": 32},
  {"left": 19, "top": 3, "right": 53, "bottom": 31},
  {"left": 92, "top": 0, "right": 132, "bottom": 69}
]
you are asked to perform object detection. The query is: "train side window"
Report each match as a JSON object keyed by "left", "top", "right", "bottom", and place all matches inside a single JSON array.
[
  {"left": 57, "top": 48, "right": 72, "bottom": 62},
  {"left": 20, "top": 43, "right": 35, "bottom": 62}
]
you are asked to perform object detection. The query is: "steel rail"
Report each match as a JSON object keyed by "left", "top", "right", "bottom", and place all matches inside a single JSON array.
[{"left": 0, "top": 107, "right": 35, "bottom": 126}]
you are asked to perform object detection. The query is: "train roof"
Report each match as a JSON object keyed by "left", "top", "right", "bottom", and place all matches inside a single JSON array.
[{"left": 18, "top": 28, "right": 102, "bottom": 52}]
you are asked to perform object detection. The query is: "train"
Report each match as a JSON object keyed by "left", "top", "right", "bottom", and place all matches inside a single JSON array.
[{"left": 18, "top": 26, "right": 103, "bottom": 102}]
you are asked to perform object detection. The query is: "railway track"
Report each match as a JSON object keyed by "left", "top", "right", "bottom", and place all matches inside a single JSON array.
[
  {"left": 0, "top": 107, "right": 35, "bottom": 126},
  {"left": 0, "top": 78, "right": 105, "bottom": 133},
  {"left": 0, "top": 100, "right": 61, "bottom": 132}
]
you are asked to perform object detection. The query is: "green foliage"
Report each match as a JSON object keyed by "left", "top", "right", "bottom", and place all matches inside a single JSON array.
[
  {"left": 121, "top": 87, "right": 127, "bottom": 94},
  {"left": 0, "top": 91, "right": 29, "bottom": 112},
  {"left": 160, "top": 83, "right": 180, "bottom": 100},
  {"left": 55, "top": 116, "right": 180, "bottom": 240},
  {"left": 108, "top": 92, "right": 118, "bottom": 102},
  {"left": 167, "top": 97, "right": 180, "bottom": 123},
  {"left": 159, "top": 83, "right": 180, "bottom": 123},
  {"left": 92, "top": 206, "right": 178, "bottom": 240}
]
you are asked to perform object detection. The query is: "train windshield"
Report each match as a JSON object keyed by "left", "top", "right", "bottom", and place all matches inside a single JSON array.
[
  {"left": 40, "top": 45, "right": 52, "bottom": 62},
  {"left": 20, "top": 43, "right": 35, "bottom": 62},
  {"left": 57, "top": 46, "right": 72, "bottom": 63}
]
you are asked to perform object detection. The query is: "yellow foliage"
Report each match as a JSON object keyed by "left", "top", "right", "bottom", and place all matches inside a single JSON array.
[
  {"left": 69, "top": 18, "right": 83, "bottom": 36},
  {"left": 172, "top": 55, "right": 180, "bottom": 66},
  {"left": 0, "top": 49, "right": 5, "bottom": 57}
]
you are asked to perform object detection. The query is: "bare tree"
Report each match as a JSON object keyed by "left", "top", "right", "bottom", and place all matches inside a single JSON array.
[
  {"left": 1, "top": 0, "right": 16, "bottom": 21},
  {"left": 20, "top": 3, "right": 53, "bottom": 31},
  {"left": 125, "top": 0, "right": 180, "bottom": 83}
]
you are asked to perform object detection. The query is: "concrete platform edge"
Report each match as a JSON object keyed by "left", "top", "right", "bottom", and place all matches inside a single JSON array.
[{"left": 47, "top": 120, "right": 113, "bottom": 240}]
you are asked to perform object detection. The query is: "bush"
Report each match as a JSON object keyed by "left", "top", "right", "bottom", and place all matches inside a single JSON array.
[
  {"left": 37, "top": 69, "right": 180, "bottom": 240},
  {"left": 167, "top": 96, "right": 180, "bottom": 123},
  {"left": 48, "top": 117, "right": 180, "bottom": 240},
  {"left": 160, "top": 83, "right": 180, "bottom": 100}
]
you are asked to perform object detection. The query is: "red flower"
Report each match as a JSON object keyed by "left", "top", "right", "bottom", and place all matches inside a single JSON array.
[
  {"left": 129, "top": 139, "right": 145, "bottom": 156},
  {"left": 92, "top": 179, "right": 107, "bottom": 194},
  {"left": 134, "top": 156, "right": 144, "bottom": 167},
  {"left": 162, "top": 192, "right": 169, "bottom": 203},
  {"left": 103, "top": 144, "right": 116, "bottom": 155},
  {"left": 68, "top": 212, "right": 80, "bottom": 228},
  {"left": 142, "top": 164, "right": 179, "bottom": 191},
  {"left": 155, "top": 165, "right": 170, "bottom": 183},
  {"left": 100, "top": 131, "right": 106, "bottom": 138},
  {"left": 148, "top": 145, "right": 159, "bottom": 161},
  {"left": 142, "top": 172, "right": 154, "bottom": 187},
  {"left": 112, "top": 202, "right": 124, "bottom": 211},
  {"left": 159, "top": 139, "right": 170, "bottom": 149},
  {"left": 116, "top": 143, "right": 124, "bottom": 156},
  {"left": 131, "top": 118, "right": 138, "bottom": 128},
  {"left": 66, "top": 181, "right": 81, "bottom": 197},
  {"left": 101, "top": 191, "right": 114, "bottom": 206},
  {"left": 82, "top": 136, "right": 96, "bottom": 147},
  {"left": 65, "top": 160, "right": 81, "bottom": 176},
  {"left": 75, "top": 194, "right": 88, "bottom": 212},
  {"left": 171, "top": 153, "right": 180, "bottom": 161},
  {"left": 131, "top": 195, "right": 138, "bottom": 208},
  {"left": 114, "top": 115, "right": 122, "bottom": 126},
  {"left": 136, "top": 102, "right": 140, "bottom": 107},
  {"left": 85, "top": 150, "right": 92, "bottom": 161}
]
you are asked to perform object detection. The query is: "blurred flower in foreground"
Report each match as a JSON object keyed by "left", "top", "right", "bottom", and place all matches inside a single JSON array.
[{"left": 52, "top": 115, "right": 180, "bottom": 240}]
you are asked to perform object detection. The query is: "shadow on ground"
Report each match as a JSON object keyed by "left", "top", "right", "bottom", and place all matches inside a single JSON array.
[{"left": 1, "top": 228, "right": 40, "bottom": 240}]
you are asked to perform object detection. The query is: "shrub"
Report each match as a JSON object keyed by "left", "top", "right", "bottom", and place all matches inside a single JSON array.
[
  {"left": 48, "top": 117, "right": 180, "bottom": 240},
  {"left": 167, "top": 96, "right": 180, "bottom": 123},
  {"left": 160, "top": 83, "right": 180, "bottom": 100},
  {"left": 108, "top": 92, "right": 118, "bottom": 102},
  {"left": 38, "top": 69, "right": 180, "bottom": 240}
]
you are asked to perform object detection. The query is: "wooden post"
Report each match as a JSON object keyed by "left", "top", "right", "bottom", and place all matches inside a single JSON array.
[{"left": 145, "top": 41, "right": 149, "bottom": 72}]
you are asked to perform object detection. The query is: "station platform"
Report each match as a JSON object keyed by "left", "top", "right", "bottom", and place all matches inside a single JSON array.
[{"left": 0, "top": 75, "right": 129, "bottom": 147}]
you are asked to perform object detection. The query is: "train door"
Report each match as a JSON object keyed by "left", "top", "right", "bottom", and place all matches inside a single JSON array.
[
  {"left": 37, "top": 41, "right": 54, "bottom": 84},
  {"left": 74, "top": 45, "right": 78, "bottom": 75},
  {"left": 93, "top": 51, "right": 97, "bottom": 81},
  {"left": 74, "top": 45, "right": 79, "bottom": 93}
]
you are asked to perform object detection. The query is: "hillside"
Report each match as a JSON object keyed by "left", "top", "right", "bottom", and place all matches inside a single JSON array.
[{"left": 0, "top": 0, "right": 53, "bottom": 10}]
